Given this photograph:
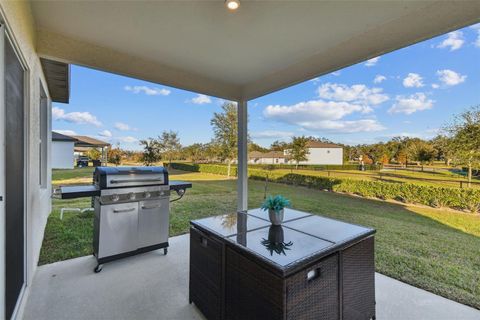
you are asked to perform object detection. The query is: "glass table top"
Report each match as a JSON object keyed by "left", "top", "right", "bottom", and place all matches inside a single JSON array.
[
  {"left": 227, "top": 225, "right": 334, "bottom": 267},
  {"left": 247, "top": 208, "right": 311, "bottom": 222},
  {"left": 191, "top": 212, "right": 271, "bottom": 237},
  {"left": 283, "top": 215, "right": 373, "bottom": 243}
]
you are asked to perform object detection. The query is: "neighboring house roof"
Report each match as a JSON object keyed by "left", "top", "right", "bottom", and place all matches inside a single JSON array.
[
  {"left": 74, "top": 146, "right": 91, "bottom": 153},
  {"left": 52, "top": 131, "right": 77, "bottom": 142},
  {"left": 72, "top": 136, "right": 111, "bottom": 148},
  {"left": 249, "top": 151, "right": 286, "bottom": 159},
  {"left": 306, "top": 141, "right": 343, "bottom": 149}
]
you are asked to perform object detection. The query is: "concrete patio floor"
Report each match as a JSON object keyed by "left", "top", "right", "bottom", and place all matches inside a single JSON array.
[{"left": 22, "top": 234, "right": 480, "bottom": 320}]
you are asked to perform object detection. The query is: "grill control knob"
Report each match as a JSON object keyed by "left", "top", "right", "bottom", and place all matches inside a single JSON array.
[
  {"left": 128, "top": 192, "right": 136, "bottom": 200},
  {"left": 144, "top": 192, "right": 151, "bottom": 199},
  {"left": 111, "top": 194, "right": 120, "bottom": 202}
]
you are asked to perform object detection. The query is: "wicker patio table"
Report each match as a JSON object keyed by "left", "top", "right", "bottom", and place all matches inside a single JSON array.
[{"left": 190, "top": 208, "right": 376, "bottom": 320}]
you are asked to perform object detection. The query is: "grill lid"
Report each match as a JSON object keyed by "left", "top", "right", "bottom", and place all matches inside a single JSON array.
[{"left": 94, "top": 166, "right": 169, "bottom": 189}]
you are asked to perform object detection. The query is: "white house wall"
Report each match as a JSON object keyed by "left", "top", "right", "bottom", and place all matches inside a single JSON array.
[
  {"left": 52, "top": 141, "right": 74, "bottom": 169},
  {"left": 0, "top": 1, "right": 52, "bottom": 318},
  {"left": 296, "top": 148, "right": 343, "bottom": 165}
]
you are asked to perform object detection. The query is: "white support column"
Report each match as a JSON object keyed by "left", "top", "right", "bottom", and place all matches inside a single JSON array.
[{"left": 237, "top": 100, "right": 248, "bottom": 211}]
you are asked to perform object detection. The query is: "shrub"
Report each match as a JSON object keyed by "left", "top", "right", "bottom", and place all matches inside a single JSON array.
[
  {"left": 170, "top": 163, "right": 237, "bottom": 176},
  {"left": 247, "top": 163, "right": 381, "bottom": 171}
]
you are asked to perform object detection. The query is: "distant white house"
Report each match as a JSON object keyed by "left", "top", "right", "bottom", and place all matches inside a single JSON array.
[
  {"left": 249, "top": 141, "right": 343, "bottom": 166},
  {"left": 286, "top": 141, "right": 343, "bottom": 165},
  {"left": 249, "top": 151, "right": 287, "bottom": 164},
  {"left": 52, "top": 132, "right": 77, "bottom": 169}
]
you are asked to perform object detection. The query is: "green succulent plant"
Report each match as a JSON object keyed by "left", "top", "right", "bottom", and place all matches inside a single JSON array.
[{"left": 261, "top": 195, "right": 291, "bottom": 213}]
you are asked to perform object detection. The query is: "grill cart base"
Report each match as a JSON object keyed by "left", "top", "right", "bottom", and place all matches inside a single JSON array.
[{"left": 94, "top": 242, "right": 169, "bottom": 273}]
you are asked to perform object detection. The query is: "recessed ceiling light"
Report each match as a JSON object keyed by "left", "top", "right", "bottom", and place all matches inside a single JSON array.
[{"left": 225, "top": 0, "right": 240, "bottom": 11}]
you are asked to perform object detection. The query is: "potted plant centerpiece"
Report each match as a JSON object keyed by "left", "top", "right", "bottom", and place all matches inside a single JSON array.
[{"left": 261, "top": 195, "right": 291, "bottom": 225}]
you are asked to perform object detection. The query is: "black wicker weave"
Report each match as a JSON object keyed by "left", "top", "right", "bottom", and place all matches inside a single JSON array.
[
  {"left": 286, "top": 253, "right": 339, "bottom": 320},
  {"left": 190, "top": 210, "right": 376, "bottom": 320},
  {"left": 342, "top": 237, "right": 376, "bottom": 320},
  {"left": 190, "top": 227, "right": 223, "bottom": 319}
]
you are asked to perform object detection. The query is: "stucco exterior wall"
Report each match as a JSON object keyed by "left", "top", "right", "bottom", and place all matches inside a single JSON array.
[
  {"left": 52, "top": 141, "right": 74, "bottom": 169},
  {"left": 303, "top": 148, "right": 343, "bottom": 165},
  {"left": 287, "top": 147, "right": 343, "bottom": 165},
  {"left": 0, "top": 1, "right": 52, "bottom": 318}
]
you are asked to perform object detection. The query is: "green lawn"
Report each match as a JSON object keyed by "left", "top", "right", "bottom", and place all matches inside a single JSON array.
[{"left": 42, "top": 168, "right": 480, "bottom": 309}]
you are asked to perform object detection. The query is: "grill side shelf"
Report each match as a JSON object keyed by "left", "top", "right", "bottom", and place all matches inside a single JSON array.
[
  {"left": 169, "top": 181, "right": 192, "bottom": 191},
  {"left": 58, "top": 185, "right": 101, "bottom": 199}
]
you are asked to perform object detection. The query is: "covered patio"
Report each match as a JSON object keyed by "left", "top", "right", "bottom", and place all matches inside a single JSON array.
[
  {"left": 31, "top": 0, "right": 480, "bottom": 212},
  {"left": 22, "top": 234, "right": 480, "bottom": 320},
  {"left": 2, "top": 0, "right": 480, "bottom": 319}
]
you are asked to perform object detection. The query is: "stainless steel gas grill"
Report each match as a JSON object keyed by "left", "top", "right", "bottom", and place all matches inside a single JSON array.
[{"left": 55, "top": 166, "right": 191, "bottom": 273}]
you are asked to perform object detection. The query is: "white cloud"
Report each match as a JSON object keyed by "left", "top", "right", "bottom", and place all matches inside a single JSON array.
[
  {"left": 373, "top": 75, "right": 386, "bottom": 84},
  {"left": 52, "top": 107, "right": 102, "bottom": 127},
  {"left": 471, "top": 24, "right": 480, "bottom": 47},
  {"left": 331, "top": 71, "right": 341, "bottom": 76},
  {"left": 437, "top": 69, "right": 466, "bottom": 86},
  {"left": 431, "top": 83, "right": 440, "bottom": 89},
  {"left": 425, "top": 128, "right": 440, "bottom": 135},
  {"left": 54, "top": 129, "right": 77, "bottom": 136},
  {"left": 52, "top": 107, "right": 65, "bottom": 119},
  {"left": 437, "top": 31, "right": 464, "bottom": 51},
  {"left": 124, "top": 85, "right": 170, "bottom": 96},
  {"left": 251, "top": 130, "right": 294, "bottom": 139},
  {"left": 99, "top": 130, "right": 112, "bottom": 138},
  {"left": 388, "top": 93, "right": 434, "bottom": 115},
  {"left": 402, "top": 73, "right": 424, "bottom": 88},
  {"left": 265, "top": 100, "right": 362, "bottom": 122},
  {"left": 263, "top": 100, "right": 385, "bottom": 133},
  {"left": 364, "top": 57, "right": 380, "bottom": 67},
  {"left": 303, "top": 119, "right": 385, "bottom": 133},
  {"left": 114, "top": 122, "right": 137, "bottom": 131},
  {"left": 382, "top": 132, "right": 422, "bottom": 139},
  {"left": 190, "top": 94, "right": 212, "bottom": 105},
  {"left": 317, "top": 83, "right": 389, "bottom": 107},
  {"left": 118, "top": 136, "right": 139, "bottom": 143}
]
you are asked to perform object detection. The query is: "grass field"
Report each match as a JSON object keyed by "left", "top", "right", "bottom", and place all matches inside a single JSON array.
[{"left": 42, "top": 167, "right": 480, "bottom": 309}]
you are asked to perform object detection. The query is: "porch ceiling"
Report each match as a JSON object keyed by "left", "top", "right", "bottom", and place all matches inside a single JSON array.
[{"left": 31, "top": 1, "right": 480, "bottom": 101}]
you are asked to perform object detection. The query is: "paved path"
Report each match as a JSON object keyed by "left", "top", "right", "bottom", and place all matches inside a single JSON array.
[{"left": 22, "top": 234, "right": 480, "bottom": 320}]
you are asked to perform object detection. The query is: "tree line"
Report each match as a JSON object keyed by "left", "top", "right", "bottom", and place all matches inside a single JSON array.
[{"left": 105, "top": 104, "right": 480, "bottom": 184}]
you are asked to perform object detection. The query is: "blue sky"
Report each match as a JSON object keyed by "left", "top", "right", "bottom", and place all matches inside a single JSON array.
[{"left": 52, "top": 24, "right": 480, "bottom": 150}]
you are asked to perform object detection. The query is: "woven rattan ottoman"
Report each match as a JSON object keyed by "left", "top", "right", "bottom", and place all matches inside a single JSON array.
[{"left": 190, "top": 209, "right": 376, "bottom": 320}]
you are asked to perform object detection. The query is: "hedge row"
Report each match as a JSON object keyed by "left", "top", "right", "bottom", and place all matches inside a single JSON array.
[
  {"left": 170, "top": 162, "right": 238, "bottom": 176},
  {"left": 170, "top": 163, "right": 480, "bottom": 213},
  {"left": 247, "top": 163, "right": 381, "bottom": 171}
]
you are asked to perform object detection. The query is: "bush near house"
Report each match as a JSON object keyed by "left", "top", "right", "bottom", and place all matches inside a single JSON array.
[
  {"left": 170, "top": 162, "right": 239, "bottom": 176},
  {"left": 170, "top": 163, "right": 480, "bottom": 213},
  {"left": 248, "top": 163, "right": 382, "bottom": 171}
]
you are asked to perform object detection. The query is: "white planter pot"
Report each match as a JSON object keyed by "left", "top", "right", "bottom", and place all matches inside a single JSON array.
[{"left": 268, "top": 209, "right": 284, "bottom": 225}]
